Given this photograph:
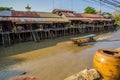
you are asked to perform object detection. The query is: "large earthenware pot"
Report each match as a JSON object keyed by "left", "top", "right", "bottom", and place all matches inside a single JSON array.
[{"left": 93, "top": 48, "right": 120, "bottom": 80}]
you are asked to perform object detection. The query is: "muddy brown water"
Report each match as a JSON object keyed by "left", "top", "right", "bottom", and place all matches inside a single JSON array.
[{"left": 0, "top": 31, "right": 120, "bottom": 80}]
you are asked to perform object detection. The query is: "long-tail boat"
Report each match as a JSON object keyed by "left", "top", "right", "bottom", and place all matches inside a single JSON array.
[{"left": 70, "top": 34, "right": 96, "bottom": 46}]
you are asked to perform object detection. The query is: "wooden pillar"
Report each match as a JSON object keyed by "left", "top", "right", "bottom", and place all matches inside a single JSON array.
[
  {"left": 45, "top": 30, "right": 47, "bottom": 39},
  {"left": 48, "top": 30, "right": 52, "bottom": 39},
  {"left": 2, "top": 32, "right": 11, "bottom": 47}
]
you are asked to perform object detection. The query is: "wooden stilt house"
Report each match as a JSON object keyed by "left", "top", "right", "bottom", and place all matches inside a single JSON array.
[
  {"left": 52, "top": 9, "right": 115, "bottom": 33},
  {"left": 0, "top": 10, "right": 68, "bottom": 46}
]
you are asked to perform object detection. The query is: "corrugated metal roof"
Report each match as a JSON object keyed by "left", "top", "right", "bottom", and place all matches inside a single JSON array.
[
  {"left": 61, "top": 11, "right": 111, "bottom": 22},
  {"left": 80, "top": 13, "right": 104, "bottom": 18},
  {"left": 68, "top": 17, "right": 93, "bottom": 22},
  {"left": 0, "top": 11, "right": 68, "bottom": 23},
  {"left": 0, "top": 17, "right": 44, "bottom": 23},
  {"left": 0, "top": 10, "right": 111, "bottom": 23},
  {"left": 68, "top": 18, "right": 83, "bottom": 20},
  {"left": 80, "top": 19, "right": 93, "bottom": 22},
  {"left": 62, "top": 12, "right": 75, "bottom": 17},
  {"left": 0, "top": 16, "right": 68, "bottom": 23},
  {"left": 37, "top": 12, "right": 60, "bottom": 18},
  {"left": 52, "top": 9, "right": 74, "bottom": 14},
  {"left": 17, "top": 21, "right": 53, "bottom": 24},
  {"left": 0, "top": 11, "right": 12, "bottom": 16},
  {"left": 91, "top": 18, "right": 112, "bottom": 21},
  {"left": 62, "top": 12, "right": 104, "bottom": 18},
  {"left": 12, "top": 11, "right": 40, "bottom": 17},
  {"left": 73, "top": 13, "right": 83, "bottom": 18},
  {"left": 42, "top": 17, "right": 69, "bottom": 22}
]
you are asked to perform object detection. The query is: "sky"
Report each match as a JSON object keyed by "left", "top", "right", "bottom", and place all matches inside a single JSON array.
[{"left": 0, "top": 0, "right": 116, "bottom": 13}]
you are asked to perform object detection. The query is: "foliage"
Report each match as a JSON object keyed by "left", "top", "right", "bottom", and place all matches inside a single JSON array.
[
  {"left": 102, "top": 12, "right": 112, "bottom": 18},
  {"left": 53, "top": 25, "right": 56, "bottom": 28},
  {"left": 114, "top": 14, "right": 120, "bottom": 25},
  {"left": 67, "top": 22, "right": 73, "bottom": 27},
  {"left": 38, "top": 24, "right": 43, "bottom": 28},
  {"left": 84, "top": 6, "right": 96, "bottom": 14},
  {"left": 103, "top": 12, "right": 112, "bottom": 16},
  {"left": 0, "top": 7, "right": 13, "bottom": 11}
]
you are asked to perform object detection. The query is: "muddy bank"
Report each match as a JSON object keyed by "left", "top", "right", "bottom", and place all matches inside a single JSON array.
[{"left": 0, "top": 31, "right": 120, "bottom": 80}]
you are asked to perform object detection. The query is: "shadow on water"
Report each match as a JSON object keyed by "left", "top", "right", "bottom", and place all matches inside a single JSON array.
[
  {"left": 0, "top": 33, "right": 93, "bottom": 58},
  {"left": 0, "top": 69, "right": 28, "bottom": 80},
  {"left": 0, "top": 57, "right": 27, "bottom": 80},
  {"left": 0, "top": 31, "right": 117, "bottom": 58},
  {"left": 0, "top": 57, "right": 26, "bottom": 70},
  {"left": 0, "top": 37, "right": 69, "bottom": 58}
]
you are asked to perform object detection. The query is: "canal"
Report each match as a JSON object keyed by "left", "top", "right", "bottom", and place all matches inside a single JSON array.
[{"left": 0, "top": 31, "right": 120, "bottom": 80}]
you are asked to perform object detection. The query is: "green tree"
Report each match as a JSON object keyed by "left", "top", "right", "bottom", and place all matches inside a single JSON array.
[
  {"left": 102, "top": 12, "right": 112, "bottom": 18},
  {"left": 102, "top": 12, "right": 111, "bottom": 15},
  {"left": 84, "top": 6, "right": 96, "bottom": 14},
  {"left": 114, "top": 14, "right": 120, "bottom": 25},
  {"left": 67, "top": 22, "right": 73, "bottom": 28},
  {"left": 0, "top": 7, "right": 13, "bottom": 11}
]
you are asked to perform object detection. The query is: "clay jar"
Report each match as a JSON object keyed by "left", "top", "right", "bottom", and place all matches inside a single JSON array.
[{"left": 93, "top": 48, "right": 120, "bottom": 80}]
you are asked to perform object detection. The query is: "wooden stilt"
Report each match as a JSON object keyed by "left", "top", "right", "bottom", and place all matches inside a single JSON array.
[
  {"left": 31, "top": 30, "right": 40, "bottom": 42},
  {"left": 18, "top": 33, "right": 22, "bottom": 42},
  {"left": 50, "top": 30, "right": 55, "bottom": 38},
  {"left": 45, "top": 30, "right": 47, "bottom": 39},
  {"left": 2, "top": 32, "right": 11, "bottom": 47},
  {"left": 48, "top": 30, "right": 53, "bottom": 39},
  {"left": 64, "top": 29, "right": 65, "bottom": 36}
]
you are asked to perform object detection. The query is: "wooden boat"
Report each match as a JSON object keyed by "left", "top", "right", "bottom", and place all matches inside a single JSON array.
[{"left": 70, "top": 34, "right": 96, "bottom": 46}]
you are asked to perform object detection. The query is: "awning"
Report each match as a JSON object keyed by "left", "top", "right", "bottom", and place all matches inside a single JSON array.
[
  {"left": 67, "top": 17, "right": 112, "bottom": 22},
  {"left": 91, "top": 18, "right": 112, "bottom": 21},
  {"left": 42, "top": 18, "right": 69, "bottom": 23},
  {"left": 16, "top": 21, "right": 53, "bottom": 24},
  {"left": 0, "top": 17, "right": 44, "bottom": 23},
  {"left": 68, "top": 17, "right": 93, "bottom": 22},
  {"left": 0, "top": 16, "right": 69, "bottom": 23}
]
